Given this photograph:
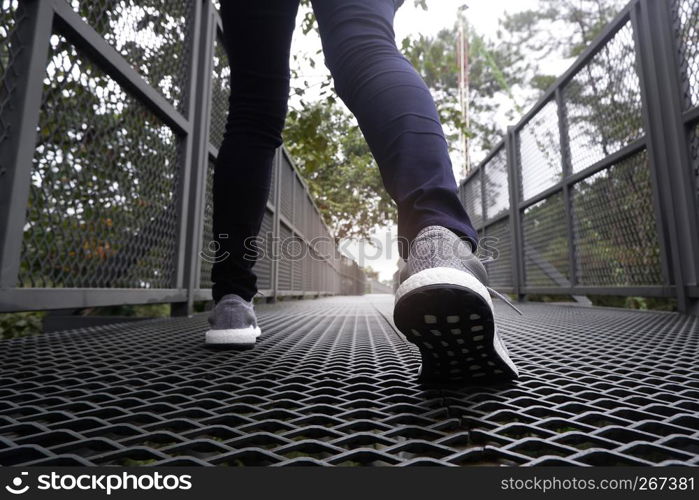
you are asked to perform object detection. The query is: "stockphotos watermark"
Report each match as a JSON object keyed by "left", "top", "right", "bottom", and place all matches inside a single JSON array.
[
  {"left": 3, "top": 470, "right": 192, "bottom": 496},
  {"left": 200, "top": 231, "right": 502, "bottom": 266}
]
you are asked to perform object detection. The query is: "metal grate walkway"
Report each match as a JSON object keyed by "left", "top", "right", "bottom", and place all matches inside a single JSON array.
[{"left": 1, "top": 296, "right": 698, "bottom": 466}]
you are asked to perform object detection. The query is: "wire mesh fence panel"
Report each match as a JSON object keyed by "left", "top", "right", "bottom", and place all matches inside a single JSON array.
[
  {"left": 517, "top": 100, "right": 563, "bottom": 201},
  {"left": 0, "top": 0, "right": 23, "bottom": 176},
  {"left": 563, "top": 21, "right": 644, "bottom": 173},
  {"left": 690, "top": 124, "right": 699, "bottom": 216},
  {"left": 483, "top": 147, "right": 509, "bottom": 222},
  {"left": 255, "top": 209, "right": 274, "bottom": 290},
  {"left": 279, "top": 159, "right": 294, "bottom": 222},
  {"left": 483, "top": 218, "right": 513, "bottom": 289},
  {"left": 293, "top": 175, "right": 305, "bottom": 234},
  {"left": 268, "top": 152, "right": 277, "bottom": 205},
  {"left": 572, "top": 150, "right": 662, "bottom": 286},
  {"left": 19, "top": 34, "right": 181, "bottom": 288},
  {"left": 302, "top": 197, "right": 313, "bottom": 241},
  {"left": 673, "top": 0, "right": 699, "bottom": 109},
  {"left": 463, "top": 175, "right": 483, "bottom": 229},
  {"left": 199, "top": 159, "right": 215, "bottom": 289},
  {"left": 208, "top": 32, "right": 229, "bottom": 151},
  {"left": 303, "top": 249, "right": 313, "bottom": 291},
  {"left": 66, "top": 0, "right": 196, "bottom": 116},
  {"left": 291, "top": 236, "right": 304, "bottom": 291},
  {"left": 278, "top": 224, "right": 292, "bottom": 290},
  {"left": 522, "top": 193, "right": 570, "bottom": 287}
]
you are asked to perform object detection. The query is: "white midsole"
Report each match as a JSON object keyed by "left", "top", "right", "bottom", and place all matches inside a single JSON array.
[
  {"left": 205, "top": 326, "right": 261, "bottom": 345},
  {"left": 394, "top": 266, "right": 493, "bottom": 310}
]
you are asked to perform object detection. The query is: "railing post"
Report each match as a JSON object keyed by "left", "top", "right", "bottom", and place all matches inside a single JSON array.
[
  {"left": 172, "top": 0, "right": 209, "bottom": 317},
  {"left": 506, "top": 127, "right": 525, "bottom": 301},
  {"left": 270, "top": 149, "right": 282, "bottom": 302},
  {"left": 479, "top": 158, "right": 486, "bottom": 236},
  {"left": 0, "top": 0, "right": 53, "bottom": 289},
  {"left": 632, "top": 0, "right": 699, "bottom": 315}
]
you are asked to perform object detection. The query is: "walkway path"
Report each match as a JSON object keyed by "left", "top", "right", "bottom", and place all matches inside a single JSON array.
[{"left": 0, "top": 296, "right": 697, "bottom": 466}]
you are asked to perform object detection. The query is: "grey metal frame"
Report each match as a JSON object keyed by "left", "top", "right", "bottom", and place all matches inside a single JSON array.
[
  {"left": 459, "top": 0, "right": 699, "bottom": 314},
  {"left": 0, "top": 0, "right": 365, "bottom": 314}
]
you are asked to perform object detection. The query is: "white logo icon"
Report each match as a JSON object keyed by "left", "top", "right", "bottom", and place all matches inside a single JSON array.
[{"left": 5, "top": 472, "right": 29, "bottom": 495}]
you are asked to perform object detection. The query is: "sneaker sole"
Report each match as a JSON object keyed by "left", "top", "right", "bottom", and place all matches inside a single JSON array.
[
  {"left": 205, "top": 326, "right": 261, "bottom": 349},
  {"left": 394, "top": 267, "right": 518, "bottom": 383}
]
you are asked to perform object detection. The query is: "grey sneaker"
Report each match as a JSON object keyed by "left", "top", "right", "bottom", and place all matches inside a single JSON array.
[
  {"left": 393, "top": 225, "right": 519, "bottom": 383},
  {"left": 205, "top": 294, "right": 261, "bottom": 348}
]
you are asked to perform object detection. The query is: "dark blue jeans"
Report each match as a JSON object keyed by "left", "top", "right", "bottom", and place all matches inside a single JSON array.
[{"left": 212, "top": 0, "right": 478, "bottom": 301}]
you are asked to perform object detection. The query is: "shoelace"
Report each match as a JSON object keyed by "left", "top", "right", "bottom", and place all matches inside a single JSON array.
[{"left": 487, "top": 286, "right": 524, "bottom": 316}]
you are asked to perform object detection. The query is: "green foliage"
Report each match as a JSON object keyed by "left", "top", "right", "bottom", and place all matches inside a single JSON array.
[
  {"left": 284, "top": 101, "right": 396, "bottom": 241},
  {"left": 0, "top": 312, "right": 45, "bottom": 340}
]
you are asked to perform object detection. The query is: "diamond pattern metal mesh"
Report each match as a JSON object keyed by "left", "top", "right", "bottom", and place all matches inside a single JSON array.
[
  {"left": 199, "top": 159, "right": 215, "bottom": 289},
  {"left": 66, "top": 0, "right": 196, "bottom": 115},
  {"left": 483, "top": 218, "right": 512, "bottom": 289},
  {"left": 517, "top": 100, "right": 563, "bottom": 201},
  {"left": 278, "top": 225, "right": 292, "bottom": 290},
  {"left": 483, "top": 147, "right": 509, "bottom": 221},
  {"left": 673, "top": 0, "right": 699, "bottom": 109},
  {"left": 692, "top": 124, "right": 699, "bottom": 202},
  {"left": 280, "top": 160, "right": 294, "bottom": 221},
  {"left": 256, "top": 210, "right": 274, "bottom": 290},
  {"left": 0, "top": 296, "right": 697, "bottom": 466},
  {"left": 463, "top": 176, "right": 483, "bottom": 230},
  {"left": 572, "top": 150, "right": 663, "bottom": 286},
  {"left": 18, "top": 34, "right": 181, "bottom": 288},
  {"left": 209, "top": 33, "right": 229, "bottom": 151},
  {"left": 563, "top": 21, "right": 644, "bottom": 173},
  {"left": 522, "top": 193, "right": 570, "bottom": 288},
  {"left": 0, "top": 0, "right": 23, "bottom": 175}
]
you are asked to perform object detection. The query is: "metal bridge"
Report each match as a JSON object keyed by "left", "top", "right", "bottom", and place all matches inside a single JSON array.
[{"left": 0, "top": 0, "right": 698, "bottom": 466}]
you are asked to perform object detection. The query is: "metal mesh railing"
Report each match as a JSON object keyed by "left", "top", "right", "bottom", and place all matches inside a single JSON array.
[
  {"left": 522, "top": 193, "right": 569, "bottom": 288},
  {"left": 198, "top": 159, "right": 215, "bottom": 289},
  {"left": 66, "top": 0, "right": 196, "bottom": 115},
  {"left": 517, "top": 100, "right": 562, "bottom": 201},
  {"left": 458, "top": 0, "right": 699, "bottom": 304},
  {"left": 19, "top": 33, "right": 181, "bottom": 288},
  {"left": 692, "top": 124, "right": 699, "bottom": 199},
  {"left": 673, "top": 0, "right": 699, "bottom": 109},
  {"left": 483, "top": 218, "right": 512, "bottom": 288},
  {"left": 572, "top": 150, "right": 662, "bottom": 286},
  {"left": 563, "top": 21, "right": 644, "bottom": 173},
  {"left": 208, "top": 31, "right": 228, "bottom": 151},
  {"left": 0, "top": 0, "right": 364, "bottom": 312},
  {"left": 483, "top": 146, "right": 509, "bottom": 221},
  {"left": 0, "top": 0, "right": 23, "bottom": 178},
  {"left": 672, "top": 0, "right": 699, "bottom": 206},
  {"left": 462, "top": 174, "right": 482, "bottom": 229}
]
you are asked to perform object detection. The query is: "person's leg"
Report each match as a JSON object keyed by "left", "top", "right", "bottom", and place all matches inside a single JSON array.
[
  {"left": 310, "top": 0, "right": 478, "bottom": 257},
  {"left": 311, "top": 0, "right": 517, "bottom": 383},
  {"left": 212, "top": 0, "right": 300, "bottom": 303}
]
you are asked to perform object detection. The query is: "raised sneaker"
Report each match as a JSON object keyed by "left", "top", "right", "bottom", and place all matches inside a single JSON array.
[
  {"left": 205, "top": 293, "right": 261, "bottom": 348},
  {"left": 393, "top": 225, "right": 519, "bottom": 383}
]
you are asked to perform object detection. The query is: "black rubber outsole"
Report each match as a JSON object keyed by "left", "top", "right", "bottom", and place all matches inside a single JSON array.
[
  {"left": 393, "top": 284, "right": 518, "bottom": 383},
  {"left": 204, "top": 342, "right": 256, "bottom": 351}
]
